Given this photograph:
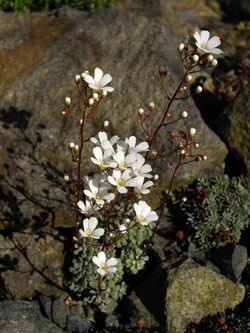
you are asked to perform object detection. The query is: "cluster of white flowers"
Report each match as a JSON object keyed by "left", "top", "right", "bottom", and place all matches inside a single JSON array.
[{"left": 77, "top": 131, "right": 159, "bottom": 276}]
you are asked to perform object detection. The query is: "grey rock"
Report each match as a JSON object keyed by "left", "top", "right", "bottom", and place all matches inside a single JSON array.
[
  {"left": 232, "top": 245, "right": 248, "bottom": 281},
  {"left": 0, "top": 7, "right": 226, "bottom": 230},
  {"left": 52, "top": 299, "right": 71, "bottom": 329},
  {"left": 210, "top": 244, "right": 248, "bottom": 281},
  {"left": 217, "top": 84, "right": 250, "bottom": 175},
  {"left": 0, "top": 233, "right": 66, "bottom": 299},
  {"left": 67, "top": 315, "right": 94, "bottom": 333},
  {"left": 0, "top": 300, "right": 63, "bottom": 333},
  {"left": 39, "top": 294, "right": 52, "bottom": 320}
]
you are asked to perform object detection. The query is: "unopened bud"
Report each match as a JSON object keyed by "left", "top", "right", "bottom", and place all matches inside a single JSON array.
[
  {"left": 181, "top": 111, "right": 188, "bottom": 118},
  {"left": 75, "top": 74, "right": 81, "bottom": 83},
  {"left": 149, "top": 102, "right": 155, "bottom": 110},
  {"left": 138, "top": 108, "right": 144, "bottom": 116},
  {"left": 64, "top": 175, "right": 70, "bottom": 182},
  {"left": 152, "top": 150, "right": 158, "bottom": 156},
  {"left": 65, "top": 97, "right": 71, "bottom": 106},
  {"left": 88, "top": 98, "right": 94, "bottom": 106},
  {"left": 81, "top": 72, "right": 86, "bottom": 79},
  {"left": 195, "top": 86, "right": 203, "bottom": 94},
  {"left": 62, "top": 110, "right": 66, "bottom": 116},
  {"left": 125, "top": 218, "right": 131, "bottom": 224},
  {"left": 80, "top": 119, "right": 83, "bottom": 125},
  {"left": 182, "top": 196, "right": 187, "bottom": 202},
  {"left": 93, "top": 92, "right": 99, "bottom": 100},
  {"left": 178, "top": 43, "right": 185, "bottom": 52},
  {"left": 73, "top": 144, "right": 79, "bottom": 152},
  {"left": 189, "top": 128, "right": 196, "bottom": 137},
  {"left": 180, "top": 149, "right": 186, "bottom": 155},
  {"left": 102, "top": 90, "right": 107, "bottom": 97},
  {"left": 186, "top": 74, "right": 192, "bottom": 83},
  {"left": 195, "top": 156, "right": 202, "bottom": 162},
  {"left": 202, "top": 155, "right": 208, "bottom": 160},
  {"left": 207, "top": 54, "right": 214, "bottom": 62},
  {"left": 159, "top": 65, "right": 168, "bottom": 76},
  {"left": 103, "top": 120, "right": 109, "bottom": 128},
  {"left": 153, "top": 174, "right": 159, "bottom": 181},
  {"left": 195, "top": 143, "right": 200, "bottom": 148},
  {"left": 192, "top": 54, "right": 199, "bottom": 63},
  {"left": 69, "top": 142, "right": 75, "bottom": 149},
  {"left": 211, "top": 59, "right": 218, "bottom": 67}
]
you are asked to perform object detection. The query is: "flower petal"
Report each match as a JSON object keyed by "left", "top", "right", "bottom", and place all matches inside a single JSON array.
[
  {"left": 93, "top": 228, "right": 105, "bottom": 237},
  {"left": 89, "top": 217, "right": 98, "bottom": 231},
  {"left": 102, "top": 86, "right": 114, "bottom": 92},
  {"left": 201, "top": 30, "right": 210, "bottom": 43},
  {"left": 106, "top": 257, "right": 118, "bottom": 267},
  {"left": 100, "top": 73, "right": 112, "bottom": 87},
  {"left": 207, "top": 36, "right": 221, "bottom": 49},
  {"left": 98, "top": 251, "right": 106, "bottom": 264},
  {"left": 94, "top": 67, "right": 103, "bottom": 83}
]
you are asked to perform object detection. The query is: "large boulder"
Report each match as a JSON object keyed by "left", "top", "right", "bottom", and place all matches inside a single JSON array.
[
  {"left": 0, "top": 7, "right": 227, "bottom": 229},
  {"left": 166, "top": 259, "right": 245, "bottom": 333},
  {"left": 0, "top": 233, "right": 66, "bottom": 299}
]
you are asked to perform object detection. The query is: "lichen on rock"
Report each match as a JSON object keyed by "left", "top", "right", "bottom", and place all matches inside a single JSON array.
[{"left": 166, "top": 259, "right": 245, "bottom": 333}]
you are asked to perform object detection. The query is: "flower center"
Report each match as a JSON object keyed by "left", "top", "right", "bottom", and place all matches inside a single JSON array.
[
  {"left": 118, "top": 162, "right": 126, "bottom": 170},
  {"left": 116, "top": 179, "right": 125, "bottom": 187},
  {"left": 99, "top": 263, "right": 107, "bottom": 270},
  {"left": 85, "top": 229, "right": 93, "bottom": 238},
  {"left": 95, "top": 193, "right": 102, "bottom": 200}
]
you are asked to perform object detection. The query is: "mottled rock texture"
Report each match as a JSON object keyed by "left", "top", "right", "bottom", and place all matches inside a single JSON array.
[
  {"left": 166, "top": 259, "right": 245, "bottom": 333},
  {"left": 0, "top": 233, "right": 66, "bottom": 298},
  {"left": 0, "top": 300, "right": 63, "bottom": 333}
]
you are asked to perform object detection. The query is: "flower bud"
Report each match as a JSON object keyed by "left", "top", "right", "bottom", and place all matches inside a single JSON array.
[
  {"left": 192, "top": 54, "right": 199, "bottom": 63},
  {"left": 178, "top": 43, "right": 185, "bottom": 52},
  {"left": 153, "top": 174, "right": 159, "bottom": 181},
  {"left": 69, "top": 142, "right": 75, "bottom": 149},
  {"left": 186, "top": 74, "right": 192, "bottom": 83},
  {"left": 182, "top": 196, "right": 187, "bottom": 202},
  {"left": 149, "top": 102, "right": 155, "bottom": 110},
  {"left": 125, "top": 218, "right": 131, "bottom": 224},
  {"left": 103, "top": 120, "right": 109, "bottom": 128},
  {"left": 88, "top": 98, "right": 94, "bottom": 106},
  {"left": 152, "top": 150, "right": 158, "bottom": 156},
  {"left": 138, "top": 108, "right": 144, "bottom": 116},
  {"left": 65, "top": 97, "right": 71, "bottom": 106},
  {"left": 195, "top": 156, "right": 202, "bottom": 162},
  {"left": 195, "top": 143, "right": 200, "bottom": 148},
  {"left": 159, "top": 65, "right": 168, "bottom": 76},
  {"left": 93, "top": 92, "right": 99, "bottom": 100},
  {"left": 189, "top": 128, "right": 196, "bottom": 137},
  {"left": 102, "top": 90, "right": 107, "bottom": 97},
  {"left": 73, "top": 144, "right": 79, "bottom": 152},
  {"left": 79, "top": 119, "right": 83, "bottom": 125},
  {"left": 64, "top": 175, "right": 70, "bottom": 182},
  {"left": 202, "top": 155, "right": 208, "bottom": 161},
  {"left": 75, "top": 74, "right": 81, "bottom": 83},
  {"left": 207, "top": 55, "right": 214, "bottom": 62},
  {"left": 180, "top": 149, "right": 186, "bottom": 155},
  {"left": 81, "top": 72, "right": 86, "bottom": 79},
  {"left": 211, "top": 59, "right": 218, "bottom": 67},
  {"left": 181, "top": 111, "right": 188, "bottom": 118},
  {"left": 61, "top": 110, "right": 66, "bottom": 116},
  {"left": 195, "top": 86, "right": 203, "bottom": 94}
]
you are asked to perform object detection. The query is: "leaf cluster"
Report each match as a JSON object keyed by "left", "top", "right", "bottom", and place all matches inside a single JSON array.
[
  {"left": 177, "top": 176, "right": 250, "bottom": 252},
  {"left": 0, "top": 0, "right": 111, "bottom": 12}
]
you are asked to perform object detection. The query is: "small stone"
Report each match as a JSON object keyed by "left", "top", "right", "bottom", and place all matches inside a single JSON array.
[{"left": 67, "top": 316, "right": 94, "bottom": 333}]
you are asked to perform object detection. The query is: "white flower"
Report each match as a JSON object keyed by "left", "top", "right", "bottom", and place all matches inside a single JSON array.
[
  {"left": 84, "top": 174, "right": 115, "bottom": 205},
  {"left": 90, "top": 131, "right": 119, "bottom": 152},
  {"left": 193, "top": 30, "right": 223, "bottom": 55},
  {"left": 79, "top": 217, "right": 104, "bottom": 240},
  {"left": 91, "top": 147, "right": 116, "bottom": 169},
  {"left": 84, "top": 67, "right": 114, "bottom": 92},
  {"left": 77, "top": 199, "right": 99, "bottom": 215},
  {"left": 92, "top": 251, "right": 118, "bottom": 276},
  {"left": 133, "top": 200, "right": 158, "bottom": 225},
  {"left": 112, "top": 150, "right": 137, "bottom": 170},
  {"left": 131, "top": 155, "right": 152, "bottom": 178},
  {"left": 125, "top": 136, "right": 149, "bottom": 154},
  {"left": 108, "top": 169, "right": 135, "bottom": 194},
  {"left": 133, "top": 177, "right": 153, "bottom": 195}
]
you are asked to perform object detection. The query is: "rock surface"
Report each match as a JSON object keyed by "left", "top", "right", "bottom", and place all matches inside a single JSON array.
[
  {"left": 0, "top": 6, "right": 227, "bottom": 229},
  {"left": 217, "top": 84, "right": 250, "bottom": 175},
  {"left": 166, "top": 259, "right": 245, "bottom": 333},
  {"left": 0, "top": 300, "right": 63, "bottom": 333},
  {"left": 0, "top": 233, "right": 66, "bottom": 298}
]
